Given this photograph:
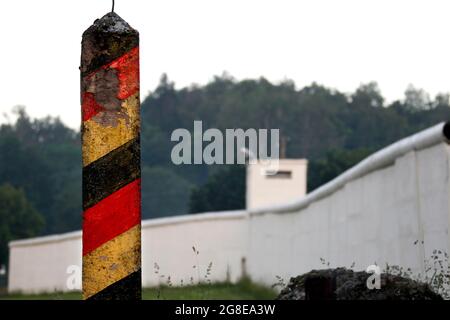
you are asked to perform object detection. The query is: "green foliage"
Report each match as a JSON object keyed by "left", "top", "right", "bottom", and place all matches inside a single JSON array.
[
  {"left": 189, "top": 165, "right": 246, "bottom": 213},
  {"left": 1, "top": 279, "right": 276, "bottom": 300},
  {"left": 146, "top": 278, "right": 276, "bottom": 300},
  {"left": 0, "top": 75, "right": 449, "bottom": 264},
  {"left": 308, "top": 148, "right": 374, "bottom": 191},
  {"left": 0, "top": 107, "right": 81, "bottom": 236},
  {"left": 141, "top": 166, "right": 194, "bottom": 219},
  {"left": 0, "top": 184, "right": 44, "bottom": 265}
]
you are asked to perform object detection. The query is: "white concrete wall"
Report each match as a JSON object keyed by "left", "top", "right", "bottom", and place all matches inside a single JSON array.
[
  {"left": 8, "top": 231, "right": 82, "bottom": 293},
  {"left": 141, "top": 211, "right": 248, "bottom": 287},
  {"left": 247, "top": 143, "right": 450, "bottom": 286},
  {"left": 8, "top": 211, "right": 249, "bottom": 293},
  {"left": 8, "top": 123, "right": 450, "bottom": 294}
]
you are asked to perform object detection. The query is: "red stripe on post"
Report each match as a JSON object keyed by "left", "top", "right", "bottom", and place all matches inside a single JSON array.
[
  {"left": 82, "top": 179, "right": 141, "bottom": 255},
  {"left": 110, "top": 46, "right": 140, "bottom": 100},
  {"left": 81, "top": 92, "right": 105, "bottom": 122},
  {"left": 81, "top": 47, "right": 139, "bottom": 122}
]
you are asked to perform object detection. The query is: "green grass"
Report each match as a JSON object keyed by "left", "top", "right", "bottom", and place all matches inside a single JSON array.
[
  {"left": 2, "top": 291, "right": 82, "bottom": 300},
  {"left": 0, "top": 279, "right": 276, "bottom": 300}
]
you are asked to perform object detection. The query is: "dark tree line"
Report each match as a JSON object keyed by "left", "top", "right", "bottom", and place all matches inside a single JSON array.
[
  {"left": 1, "top": 75, "right": 450, "bottom": 264},
  {"left": 142, "top": 75, "right": 450, "bottom": 212}
]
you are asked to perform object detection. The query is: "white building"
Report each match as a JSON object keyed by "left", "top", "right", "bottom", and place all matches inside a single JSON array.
[{"left": 246, "top": 159, "right": 308, "bottom": 210}]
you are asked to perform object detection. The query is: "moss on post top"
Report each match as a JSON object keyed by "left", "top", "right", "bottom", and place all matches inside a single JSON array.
[{"left": 81, "top": 12, "right": 139, "bottom": 76}]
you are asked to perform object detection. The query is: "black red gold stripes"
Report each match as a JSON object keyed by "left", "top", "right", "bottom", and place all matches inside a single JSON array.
[
  {"left": 83, "top": 179, "right": 141, "bottom": 255},
  {"left": 81, "top": 12, "right": 141, "bottom": 300},
  {"left": 83, "top": 138, "right": 140, "bottom": 210}
]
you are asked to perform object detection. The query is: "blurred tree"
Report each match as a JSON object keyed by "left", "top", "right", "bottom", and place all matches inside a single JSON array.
[
  {"left": 141, "top": 166, "right": 194, "bottom": 219},
  {"left": 351, "top": 82, "right": 384, "bottom": 108},
  {"left": 0, "top": 107, "right": 80, "bottom": 235},
  {"left": 434, "top": 93, "right": 450, "bottom": 108},
  {"left": 1, "top": 76, "right": 450, "bottom": 237},
  {"left": 307, "top": 148, "right": 374, "bottom": 192},
  {"left": 189, "top": 165, "right": 245, "bottom": 213},
  {"left": 404, "top": 85, "right": 431, "bottom": 111},
  {"left": 0, "top": 184, "right": 44, "bottom": 265}
]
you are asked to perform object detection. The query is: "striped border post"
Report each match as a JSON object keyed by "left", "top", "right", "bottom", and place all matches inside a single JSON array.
[{"left": 80, "top": 12, "right": 141, "bottom": 300}]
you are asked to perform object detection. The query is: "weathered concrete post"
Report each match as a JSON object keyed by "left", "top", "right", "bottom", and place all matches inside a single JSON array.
[{"left": 80, "top": 11, "right": 141, "bottom": 300}]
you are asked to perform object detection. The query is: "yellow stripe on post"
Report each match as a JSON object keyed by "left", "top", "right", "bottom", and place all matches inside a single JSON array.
[
  {"left": 82, "top": 93, "right": 140, "bottom": 166},
  {"left": 82, "top": 225, "right": 141, "bottom": 299}
]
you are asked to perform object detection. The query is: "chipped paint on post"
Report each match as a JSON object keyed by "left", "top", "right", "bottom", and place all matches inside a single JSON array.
[{"left": 80, "top": 12, "right": 141, "bottom": 300}]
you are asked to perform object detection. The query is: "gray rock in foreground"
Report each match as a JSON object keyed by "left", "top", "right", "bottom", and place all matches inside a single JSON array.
[{"left": 277, "top": 268, "right": 443, "bottom": 300}]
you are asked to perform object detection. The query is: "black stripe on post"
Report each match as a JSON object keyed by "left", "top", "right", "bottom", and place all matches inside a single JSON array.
[
  {"left": 83, "top": 137, "right": 141, "bottom": 210},
  {"left": 87, "top": 270, "right": 142, "bottom": 301}
]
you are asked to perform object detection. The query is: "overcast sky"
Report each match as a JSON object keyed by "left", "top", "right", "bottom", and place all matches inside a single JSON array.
[{"left": 1, "top": 0, "right": 449, "bottom": 129}]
